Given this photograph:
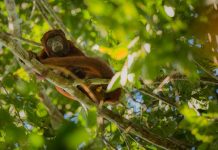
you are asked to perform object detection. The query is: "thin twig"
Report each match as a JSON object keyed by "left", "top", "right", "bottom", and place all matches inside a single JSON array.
[
  {"left": 39, "top": 0, "right": 74, "bottom": 40},
  {"left": 4, "top": 32, "right": 42, "bottom": 47},
  {"left": 193, "top": 59, "right": 218, "bottom": 81},
  {"left": 139, "top": 89, "right": 178, "bottom": 108},
  {"left": 29, "top": 0, "right": 36, "bottom": 19},
  {"left": 153, "top": 78, "right": 218, "bottom": 85},
  {"left": 153, "top": 72, "right": 176, "bottom": 93},
  {"left": 103, "top": 137, "right": 116, "bottom": 150},
  {"left": 127, "top": 134, "right": 146, "bottom": 149},
  {"left": 35, "top": 0, "right": 56, "bottom": 29},
  {"left": 139, "top": 78, "right": 178, "bottom": 107},
  {"left": 117, "top": 127, "right": 131, "bottom": 150}
]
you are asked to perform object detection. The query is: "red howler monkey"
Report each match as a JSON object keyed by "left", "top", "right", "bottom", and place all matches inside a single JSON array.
[{"left": 37, "top": 29, "right": 121, "bottom": 103}]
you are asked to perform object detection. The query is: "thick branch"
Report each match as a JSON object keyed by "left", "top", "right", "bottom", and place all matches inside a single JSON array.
[
  {"left": 4, "top": 0, "right": 21, "bottom": 36},
  {"left": 5, "top": 32, "right": 42, "bottom": 48}
]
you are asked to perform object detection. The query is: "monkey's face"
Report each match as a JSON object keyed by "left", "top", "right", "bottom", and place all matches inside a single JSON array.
[
  {"left": 41, "top": 29, "right": 69, "bottom": 57},
  {"left": 46, "top": 35, "right": 64, "bottom": 54}
]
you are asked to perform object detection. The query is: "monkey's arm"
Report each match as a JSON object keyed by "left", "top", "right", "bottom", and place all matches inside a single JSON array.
[{"left": 40, "top": 56, "right": 114, "bottom": 78}]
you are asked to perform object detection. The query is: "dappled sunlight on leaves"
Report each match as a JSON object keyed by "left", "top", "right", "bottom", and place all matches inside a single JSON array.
[
  {"left": 28, "top": 134, "right": 44, "bottom": 148},
  {"left": 99, "top": 44, "right": 128, "bottom": 60},
  {"left": 13, "top": 68, "right": 30, "bottom": 82},
  {"left": 179, "top": 105, "right": 216, "bottom": 143}
]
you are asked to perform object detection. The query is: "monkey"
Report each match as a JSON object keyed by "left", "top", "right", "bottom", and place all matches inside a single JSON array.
[
  {"left": 37, "top": 29, "right": 121, "bottom": 103},
  {"left": 40, "top": 56, "right": 121, "bottom": 103}
]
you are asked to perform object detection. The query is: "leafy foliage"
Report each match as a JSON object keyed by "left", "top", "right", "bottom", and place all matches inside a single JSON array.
[{"left": 0, "top": 0, "right": 218, "bottom": 149}]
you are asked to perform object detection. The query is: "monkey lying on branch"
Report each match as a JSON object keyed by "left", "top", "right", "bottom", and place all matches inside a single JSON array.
[{"left": 36, "top": 29, "right": 121, "bottom": 104}]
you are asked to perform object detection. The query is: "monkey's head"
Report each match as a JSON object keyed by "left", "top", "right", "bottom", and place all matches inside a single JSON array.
[{"left": 41, "top": 29, "right": 69, "bottom": 57}]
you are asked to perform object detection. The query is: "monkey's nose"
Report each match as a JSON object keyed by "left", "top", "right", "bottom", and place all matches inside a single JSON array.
[{"left": 52, "top": 42, "right": 63, "bottom": 52}]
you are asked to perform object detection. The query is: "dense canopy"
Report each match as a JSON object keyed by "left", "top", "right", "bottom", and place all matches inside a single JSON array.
[{"left": 0, "top": 0, "right": 218, "bottom": 149}]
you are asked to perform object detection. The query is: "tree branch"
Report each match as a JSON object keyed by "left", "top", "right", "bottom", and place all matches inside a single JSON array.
[
  {"left": 35, "top": 0, "right": 56, "bottom": 29},
  {"left": 4, "top": 32, "right": 42, "bottom": 48},
  {"left": 4, "top": 0, "right": 21, "bottom": 36},
  {"left": 139, "top": 89, "right": 178, "bottom": 108},
  {"left": 100, "top": 108, "right": 191, "bottom": 150},
  {"left": 37, "top": 0, "right": 74, "bottom": 40},
  {"left": 193, "top": 59, "right": 218, "bottom": 81}
]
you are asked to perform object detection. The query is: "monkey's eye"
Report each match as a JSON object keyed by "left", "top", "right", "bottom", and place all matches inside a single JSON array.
[{"left": 47, "top": 36, "right": 64, "bottom": 53}]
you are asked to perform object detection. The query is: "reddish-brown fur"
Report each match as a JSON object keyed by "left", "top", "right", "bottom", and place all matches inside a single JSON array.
[{"left": 38, "top": 29, "right": 121, "bottom": 103}]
